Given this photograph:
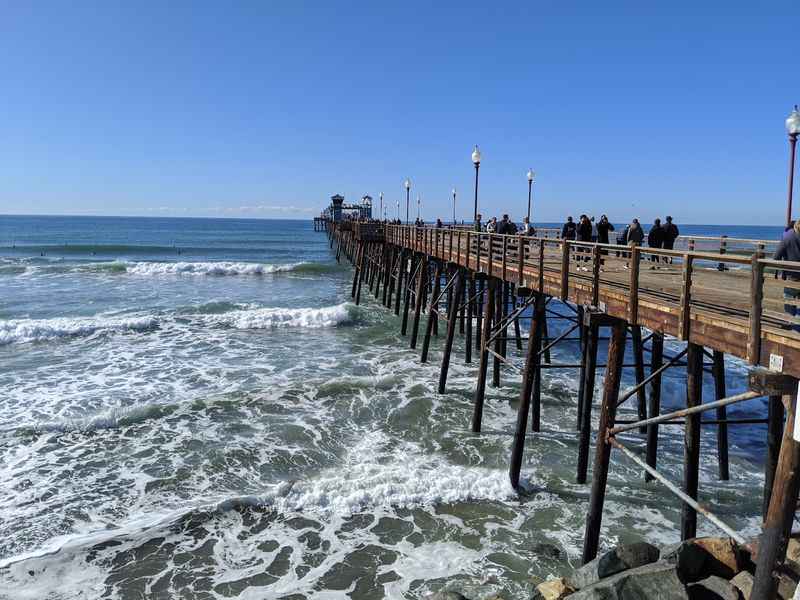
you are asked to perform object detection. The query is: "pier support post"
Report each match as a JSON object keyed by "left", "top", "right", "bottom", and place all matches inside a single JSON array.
[
  {"left": 764, "top": 394, "right": 785, "bottom": 517},
  {"left": 577, "top": 311, "right": 602, "bottom": 484},
  {"left": 582, "top": 318, "right": 627, "bottom": 563},
  {"left": 753, "top": 394, "right": 800, "bottom": 600},
  {"left": 542, "top": 308, "right": 551, "bottom": 364},
  {"left": 475, "top": 278, "right": 484, "bottom": 352},
  {"left": 471, "top": 278, "right": 496, "bottom": 433},
  {"left": 465, "top": 276, "right": 475, "bottom": 364},
  {"left": 410, "top": 255, "right": 428, "bottom": 349},
  {"left": 355, "top": 244, "right": 366, "bottom": 306},
  {"left": 438, "top": 269, "right": 465, "bottom": 393},
  {"left": 421, "top": 261, "right": 442, "bottom": 363},
  {"left": 528, "top": 294, "right": 546, "bottom": 433},
  {"left": 510, "top": 292, "right": 546, "bottom": 489},
  {"left": 401, "top": 254, "right": 416, "bottom": 335},
  {"left": 711, "top": 350, "right": 730, "bottom": 481},
  {"left": 492, "top": 284, "right": 503, "bottom": 388},
  {"left": 645, "top": 332, "right": 664, "bottom": 482},
  {"left": 576, "top": 305, "right": 587, "bottom": 431},
  {"left": 681, "top": 342, "right": 703, "bottom": 540},
  {"left": 631, "top": 325, "right": 648, "bottom": 433},
  {"left": 394, "top": 250, "right": 405, "bottom": 316}
]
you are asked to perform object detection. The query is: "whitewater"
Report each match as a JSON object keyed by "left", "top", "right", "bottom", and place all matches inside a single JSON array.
[{"left": 0, "top": 216, "right": 775, "bottom": 599}]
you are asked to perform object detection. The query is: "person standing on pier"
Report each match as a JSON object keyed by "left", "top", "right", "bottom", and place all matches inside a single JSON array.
[
  {"left": 521, "top": 216, "right": 535, "bottom": 236},
  {"left": 486, "top": 217, "right": 497, "bottom": 233},
  {"left": 774, "top": 219, "right": 800, "bottom": 332},
  {"left": 474, "top": 213, "right": 483, "bottom": 232},
  {"left": 561, "top": 216, "right": 577, "bottom": 240},
  {"left": 647, "top": 218, "right": 665, "bottom": 266},
  {"left": 597, "top": 214, "right": 615, "bottom": 244}
]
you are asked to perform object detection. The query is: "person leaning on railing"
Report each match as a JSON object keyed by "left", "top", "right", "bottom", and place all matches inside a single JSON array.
[{"left": 773, "top": 219, "right": 800, "bottom": 332}]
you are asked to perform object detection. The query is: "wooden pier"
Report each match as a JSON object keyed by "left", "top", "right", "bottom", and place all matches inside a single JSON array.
[{"left": 322, "top": 219, "right": 800, "bottom": 599}]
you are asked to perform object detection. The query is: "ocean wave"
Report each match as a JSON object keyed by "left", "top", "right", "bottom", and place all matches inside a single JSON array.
[
  {"left": 205, "top": 302, "right": 356, "bottom": 329},
  {"left": 16, "top": 402, "right": 176, "bottom": 435},
  {"left": 0, "top": 315, "right": 158, "bottom": 346},
  {"left": 124, "top": 261, "right": 304, "bottom": 276}
]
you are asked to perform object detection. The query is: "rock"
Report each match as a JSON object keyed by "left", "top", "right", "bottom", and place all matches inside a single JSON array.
[
  {"left": 730, "top": 571, "right": 754, "bottom": 599},
  {"left": 533, "top": 578, "right": 574, "bottom": 600},
  {"left": 532, "top": 543, "right": 564, "bottom": 560},
  {"left": 777, "top": 570, "right": 799, "bottom": 599},
  {"left": 568, "top": 561, "right": 689, "bottom": 600},
  {"left": 687, "top": 575, "right": 742, "bottom": 600},
  {"left": 427, "top": 592, "right": 469, "bottom": 600},
  {"left": 694, "top": 537, "right": 743, "bottom": 579},
  {"left": 787, "top": 538, "right": 800, "bottom": 565},
  {"left": 566, "top": 542, "right": 661, "bottom": 589},
  {"left": 662, "top": 537, "right": 743, "bottom": 581}
]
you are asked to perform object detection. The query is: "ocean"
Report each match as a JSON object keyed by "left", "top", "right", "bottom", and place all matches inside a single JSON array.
[{"left": 0, "top": 215, "right": 783, "bottom": 599}]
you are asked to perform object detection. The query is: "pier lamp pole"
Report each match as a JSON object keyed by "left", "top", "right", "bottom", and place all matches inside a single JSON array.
[
  {"left": 417, "top": 194, "right": 421, "bottom": 220},
  {"left": 472, "top": 145, "right": 481, "bottom": 223},
  {"left": 526, "top": 168, "right": 535, "bottom": 222},
  {"left": 404, "top": 178, "right": 411, "bottom": 225},
  {"left": 786, "top": 106, "right": 800, "bottom": 227},
  {"left": 452, "top": 187, "right": 457, "bottom": 224},
  {"left": 396, "top": 200, "right": 399, "bottom": 220},
  {"left": 379, "top": 192, "right": 384, "bottom": 221}
]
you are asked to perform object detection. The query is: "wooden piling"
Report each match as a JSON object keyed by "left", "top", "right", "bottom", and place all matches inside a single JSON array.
[
  {"left": 492, "top": 288, "right": 503, "bottom": 387},
  {"left": 631, "top": 325, "right": 648, "bottom": 433},
  {"left": 510, "top": 292, "right": 546, "bottom": 489},
  {"left": 394, "top": 250, "right": 405, "bottom": 316},
  {"left": 401, "top": 254, "right": 415, "bottom": 335},
  {"left": 410, "top": 255, "right": 428, "bottom": 348},
  {"left": 752, "top": 396, "right": 800, "bottom": 599},
  {"left": 438, "top": 269, "right": 465, "bottom": 393},
  {"left": 645, "top": 332, "right": 664, "bottom": 482},
  {"left": 711, "top": 350, "right": 730, "bottom": 481},
  {"left": 582, "top": 319, "right": 627, "bottom": 563},
  {"left": 577, "top": 313, "right": 601, "bottom": 484},
  {"left": 421, "top": 261, "right": 443, "bottom": 363},
  {"left": 764, "top": 394, "right": 785, "bottom": 517},
  {"left": 471, "top": 278, "right": 496, "bottom": 433},
  {"left": 682, "top": 342, "right": 703, "bottom": 540},
  {"left": 465, "top": 276, "right": 474, "bottom": 364}
]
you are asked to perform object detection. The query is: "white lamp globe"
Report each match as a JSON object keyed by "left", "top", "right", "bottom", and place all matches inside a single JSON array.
[
  {"left": 787, "top": 106, "right": 800, "bottom": 135},
  {"left": 471, "top": 145, "right": 481, "bottom": 165}
]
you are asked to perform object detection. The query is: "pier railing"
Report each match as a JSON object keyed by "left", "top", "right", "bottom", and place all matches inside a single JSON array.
[{"left": 379, "top": 224, "right": 800, "bottom": 377}]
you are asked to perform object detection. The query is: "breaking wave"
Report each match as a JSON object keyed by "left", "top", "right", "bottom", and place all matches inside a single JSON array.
[
  {"left": 204, "top": 302, "right": 356, "bottom": 330},
  {"left": 0, "top": 315, "right": 159, "bottom": 346},
  {"left": 124, "top": 261, "right": 304, "bottom": 276}
]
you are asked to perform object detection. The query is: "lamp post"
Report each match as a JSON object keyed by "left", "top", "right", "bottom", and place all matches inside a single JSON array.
[
  {"left": 417, "top": 194, "right": 421, "bottom": 220},
  {"left": 472, "top": 145, "right": 481, "bottom": 223},
  {"left": 786, "top": 106, "right": 800, "bottom": 228},
  {"left": 379, "top": 192, "right": 384, "bottom": 222},
  {"left": 396, "top": 200, "right": 400, "bottom": 221},
  {"left": 404, "top": 178, "right": 411, "bottom": 225},
  {"left": 527, "top": 168, "right": 535, "bottom": 222},
  {"left": 452, "top": 187, "right": 457, "bottom": 224}
]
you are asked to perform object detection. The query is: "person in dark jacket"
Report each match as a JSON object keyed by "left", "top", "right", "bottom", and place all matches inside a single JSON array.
[
  {"left": 597, "top": 215, "right": 615, "bottom": 244},
  {"left": 774, "top": 220, "right": 800, "bottom": 331},
  {"left": 561, "top": 216, "right": 577, "bottom": 240},
  {"left": 662, "top": 216, "right": 679, "bottom": 263},
  {"left": 647, "top": 218, "right": 665, "bottom": 266},
  {"left": 577, "top": 214, "right": 592, "bottom": 242}
]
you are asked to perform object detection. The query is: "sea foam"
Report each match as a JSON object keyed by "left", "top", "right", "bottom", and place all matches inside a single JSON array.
[
  {"left": 125, "top": 261, "right": 303, "bottom": 276},
  {"left": 205, "top": 302, "right": 355, "bottom": 330},
  {"left": 0, "top": 315, "right": 158, "bottom": 346}
]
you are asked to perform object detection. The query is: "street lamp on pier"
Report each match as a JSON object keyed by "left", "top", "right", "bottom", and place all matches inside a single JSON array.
[
  {"left": 396, "top": 200, "right": 400, "bottom": 221},
  {"left": 452, "top": 187, "right": 457, "bottom": 224},
  {"left": 527, "top": 168, "right": 535, "bottom": 222},
  {"left": 786, "top": 106, "right": 800, "bottom": 228},
  {"left": 379, "top": 192, "right": 384, "bottom": 222},
  {"left": 472, "top": 145, "right": 481, "bottom": 223},
  {"left": 417, "top": 194, "right": 421, "bottom": 220},
  {"left": 404, "top": 178, "right": 411, "bottom": 225}
]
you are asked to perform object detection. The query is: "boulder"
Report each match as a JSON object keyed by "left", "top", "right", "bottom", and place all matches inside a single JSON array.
[
  {"left": 777, "top": 571, "right": 799, "bottom": 599},
  {"left": 730, "top": 571, "right": 754, "bottom": 599},
  {"left": 687, "top": 575, "right": 742, "bottom": 600},
  {"left": 693, "top": 537, "right": 743, "bottom": 579},
  {"left": 566, "top": 542, "right": 660, "bottom": 589},
  {"left": 427, "top": 592, "right": 469, "bottom": 600},
  {"left": 567, "top": 561, "right": 689, "bottom": 600},
  {"left": 662, "top": 537, "right": 743, "bottom": 581},
  {"left": 533, "top": 578, "right": 574, "bottom": 600}
]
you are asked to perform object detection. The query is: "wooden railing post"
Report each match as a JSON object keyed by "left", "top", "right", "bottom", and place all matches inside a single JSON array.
[
  {"left": 487, "top": 234, "right": 494, "bottom": 276},
  {"left": 591, "top": 244, "right": 601, "bottom": 307},
  {"left": 678, "top": 254, "right": 694, "bottom": 341},
  {"left": 502, "top": 236, "right": 508, "bottom": 280},
  {"left": 629, "top": 245, "right": 640, "bottom": 323},
  {"left": 518, "top": 236, "right": 525, "bottom": 285},
  {"left": 748, "top": 253, "right": 765, "bottom": 365},
  {"left": 560, "top": 241, "right": 570, "bottom": 300}
]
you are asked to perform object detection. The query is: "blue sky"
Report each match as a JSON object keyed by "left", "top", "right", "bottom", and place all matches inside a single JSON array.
[{"left": 1, "top": 2, "right": 798, "bottom": 224}]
